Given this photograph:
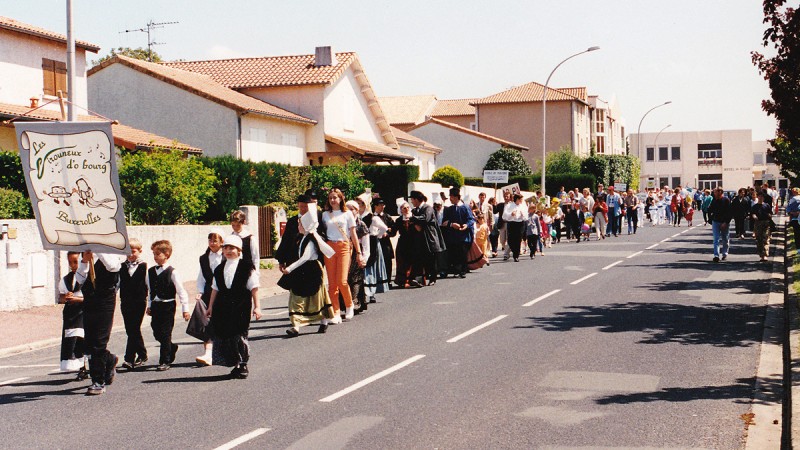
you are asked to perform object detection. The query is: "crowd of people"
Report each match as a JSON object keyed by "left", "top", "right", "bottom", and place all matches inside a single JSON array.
[{"left": 55, "top": 181, "right": 788, "bottom": 395}]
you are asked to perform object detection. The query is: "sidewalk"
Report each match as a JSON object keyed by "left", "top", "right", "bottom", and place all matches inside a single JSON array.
[{"left": 0, "top": 266, "right": 285, "bottom": 358}]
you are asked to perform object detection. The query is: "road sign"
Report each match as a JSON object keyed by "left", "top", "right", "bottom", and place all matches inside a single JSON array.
[{"left": 483, "top": 170, "right": 509, "bottom": 184}]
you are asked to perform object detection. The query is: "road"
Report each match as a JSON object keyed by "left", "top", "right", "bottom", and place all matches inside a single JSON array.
[{"left": 0, "top": 223, "right": 777, "bottom": 449}]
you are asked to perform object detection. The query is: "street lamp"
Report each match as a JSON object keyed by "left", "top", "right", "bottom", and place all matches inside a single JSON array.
[
  {"left": 653, "top": 124, "right": 671, "bottom": 188},
  {"left": 636, "top": 101, "right": 672, "bottom": 160},
  {"left": 541, "top": 46, "right": 600, "bottom": 195}
]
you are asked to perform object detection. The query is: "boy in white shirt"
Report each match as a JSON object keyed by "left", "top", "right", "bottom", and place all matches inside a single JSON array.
[{"left": 145, "top": 240, "right": 190, "bottom": 371}]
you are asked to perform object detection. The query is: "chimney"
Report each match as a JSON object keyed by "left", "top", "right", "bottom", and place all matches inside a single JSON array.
[
  {"left": 29, "top": 97, "right": 39, "bottom": 108},
  {"left": 314, "top": 46, "right": 337, "bottom": 67}
]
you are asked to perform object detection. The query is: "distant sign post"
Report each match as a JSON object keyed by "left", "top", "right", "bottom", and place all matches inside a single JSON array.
[{"left": 483, "top": 170, "right": 509, "bottom": 184}]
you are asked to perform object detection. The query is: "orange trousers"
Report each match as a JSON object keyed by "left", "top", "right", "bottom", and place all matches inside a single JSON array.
[{"left": 324, "top": 240, "right": 353, "bottom": 312}]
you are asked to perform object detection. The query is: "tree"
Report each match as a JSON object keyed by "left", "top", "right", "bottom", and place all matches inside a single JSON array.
[
  {"left": 483, "top": 147, "right": 533, "bottom": 176},
  {"left": 431, "top": 165, "right": 464, "bottom": 188},
  {"left": 752, "top": 1, "right": 800, "bottom": 180},
  {"left": 92, "top": 47, "right": 163, "bottom": 67},
  {"left": 545, "top": 146, "right": 582, "bottom": 175}
]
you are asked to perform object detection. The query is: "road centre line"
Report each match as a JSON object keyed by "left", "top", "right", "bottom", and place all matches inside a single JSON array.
[
  {"left": 319, "top": 355, "right": 426, "bottom": 402},
  {"left": 602, "top": 260, "right": 623, "bottom": 271},
  {"left": 627, "top": 251, "right": 644, "bottom": 259},
  {"left": 661, "top": 238, "right": 670, "bottom": 242},
  {"left": 671, "top": 233, "right": 681, "bottom": 238},
  {"left": 0, "top": 377, "right": 29, "bottom": 386},
  {"left": 523, "top": 289, "right": 561, "bottom": 307},
  {"left": 213, "top": 428, "right": 270, "bottom": 450},
  {"left": 570, "top": 272, "right": 597, "bottom": 285},
  {"left": 446, "top": 316, "right": 508, "bottom": 343},
  {"left": 646, "top": 243, "right": 659, "bottom": 250},
  {"left": 681, "top": 229, "right": 690, "bottom": 234}
]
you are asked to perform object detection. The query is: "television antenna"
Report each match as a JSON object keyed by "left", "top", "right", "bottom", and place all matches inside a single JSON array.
[{"left": 120, "top": 20, "right": 179, "bottom": 61}]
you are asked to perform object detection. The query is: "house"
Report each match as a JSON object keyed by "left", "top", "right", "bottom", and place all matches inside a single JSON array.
[
  {"left": 428, "top": 99, "right": 476, "bottom": 130},
  {"left": 379, "top": 95, "right": 476, "bottom": 131},
  {"left": 472, "top": 82, "right": 594, "bottom": 170},
  {"left": 390, "top": 126, "right": 440, "bottom": 179},
  {"left": 0, "top": 16, "right": 198, "bottom": 154},
  {"left": 588, "top": 95, "right": 626, "bottom": 155},
  {"left": 144, "top": 47, "right": 413, "bottom": 165},
  {"left": 407, "top": 118, "right": 528, "bottom": 178}
]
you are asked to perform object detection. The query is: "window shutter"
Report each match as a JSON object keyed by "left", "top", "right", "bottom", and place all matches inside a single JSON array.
[
  {"left": 55, "top": 61, "right": 68, "bottom": 96},
  {"left": 42, "top": 59, "right": 55, "bottom": 96}
]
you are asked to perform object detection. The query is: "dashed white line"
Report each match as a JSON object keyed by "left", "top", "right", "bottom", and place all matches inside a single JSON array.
[
  {"left": 523, "top": 289, "right": 561, "bottom": 307},
  {"left": 0, "top": 377, "right": 29, "bottom": 386},
  {"left": 646, "top": 243, "right": 659, "bottom": 250},
  {"left": 681, "top": 229, "right": 690, "bottom": 234},
  {"left": 319, "top": 355, "right": 426, "bottom": 402},
  {"left": 447, "top": 316, "right": 508, "bottom": 343},
  {"left": 570, "top": 272, "right": 597, "bottom": 285},
  {"left": 213, "top": 428, "right": 270, "bottom": 450},
  {"left": 661, "top": 238, "right": 670, "bottom": 243},
  {"left": 671, "top": 233, "right": 681, "bottom": 238},
  {"left": 627, "top": 251, "right": 644, "bottom": 259},
  {"left": 602, "top": 260, "right": 623, "bottom": 271}
]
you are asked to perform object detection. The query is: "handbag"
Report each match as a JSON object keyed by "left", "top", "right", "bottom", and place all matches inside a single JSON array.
[{"left": 186, "top": 299, "right": 211, "bottom": 341}]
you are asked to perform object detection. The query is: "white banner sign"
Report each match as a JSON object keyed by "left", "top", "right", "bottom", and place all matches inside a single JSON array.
[
  {"left": 613, "top": 182, "right": 627, "bottom": 192},
  {"left": 499, "top": 183, "right": 521, "bottom": 197},
  {"left": 15, "top": 121, "right": 130, "bottom": 254},
  {"left": 483, "top": 170, "right": 509, "bottom": 184}
]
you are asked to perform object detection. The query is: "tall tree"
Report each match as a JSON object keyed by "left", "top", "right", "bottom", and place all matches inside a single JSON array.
[
  {"left": 752, "top": 1, "right": 800, "bottom": 181},
  {"left": 92, "top": 47, "right": 163, "bottom": 67}
]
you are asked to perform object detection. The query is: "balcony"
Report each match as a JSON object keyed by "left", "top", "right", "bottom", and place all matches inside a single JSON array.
[{"left": 698, "top": 158, "right": 722, "bottom": 166}]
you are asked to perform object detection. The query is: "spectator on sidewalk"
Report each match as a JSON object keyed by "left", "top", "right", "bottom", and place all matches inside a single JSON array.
[
  {"left": 731, "top": 188, "right": 751, "bottom": 239},
  {"left": 750, "top": 191, "right": 774, "bottom": 262},
  {"left": 708, "top": 187, "right": 733, "bottom": 263},
  {"left": 786, "top": 188, "right": 800, "bottom": 246}
]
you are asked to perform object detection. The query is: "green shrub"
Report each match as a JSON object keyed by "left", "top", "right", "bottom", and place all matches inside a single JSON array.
[
  {"left": 119, "top": 150, "right": 217, "bottom": 224},
  {"left": 580, "top": 155, "right": 640, "bottom": 190},
  {"left": 431, "top": 165, "right": 464, "bottom": 188},
  {"left": 484, "top": 147, "right": 533, "bottom": 176},
  {"left": 310, "top": 160, "right": 372, "bottom": 201},
  {"left": 543, "top": 173, "right": 597, "bottom": 197},
  {"left": 581, "top": 156, "right": 610, "bottom": 187},
  {"left": 362, "top": 165, "right": 419, "bottom": 214},
  {"left": 276, "top": 166, "right": 312, "bottom": 209},
  {"left": 546, "top": 146, "right": 582, "bottom": 175},
  {"left": 0, "top": 187, "right": 32, "bottom": 219},
  {"left": 0, "top": 151, "right": 26, "bottom": 192}
]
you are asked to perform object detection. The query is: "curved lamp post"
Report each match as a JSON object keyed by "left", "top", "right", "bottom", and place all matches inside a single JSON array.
[
  {"left": 653, "top": 124, "right": 671, "bottom": 188},
  {"left": 541, "top": 46, "right": 600, "bottom": 195},
  {"left": 636, "top": 101, "right": 672, "bottom": 160}
]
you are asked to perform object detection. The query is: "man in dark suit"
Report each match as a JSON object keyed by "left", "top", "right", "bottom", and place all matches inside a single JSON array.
[
  {"left": 372, "top": 198, "right": 396, "bottom": 285},
  {"left": 410, "top": 190, "right": 446, "bottom": 286}
]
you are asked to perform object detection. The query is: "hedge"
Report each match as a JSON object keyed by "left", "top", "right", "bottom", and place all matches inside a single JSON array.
[
  {"left": 542, "top": 173, "right": 597, "bottom": 197},
  {"left": 464, "top": 175, "right": 539, "bottom": 191},
  {"left": 0, "top": 187, "right": 32, "bottom": 219},
  {"left": 0, "top": 151, "right": 26, "bottom": 192},
  {"left": 362, "top": 165, "right": 419, "bottom": 215}
]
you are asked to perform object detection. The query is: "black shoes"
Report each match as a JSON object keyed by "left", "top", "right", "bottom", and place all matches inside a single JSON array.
[
  {"left": 713, "top": 256, "right": 720, "bottom": 263},
  {"left": 170, "top": 344, "right": 178, "bottom": 364},
  {"left": 230, "top": 365, "right": 248, "bottom": 379},
  {"left": 318, "top": 323, "right": 328, "bottom": 334},
  {"left": 369, "top": 296, "right": 377, "bottom": 303},
  {"left": 105, "top": 355, "right": 118, "bottom": 385},
  {"left": 75, "top": 367, "right": 89, "bottom": 381},
  {"left": 133, "top": 356, "right": 147, "bottom": 368},
  {"left": 156, "top": 363, "right": 170, "bottom": 371},
  {"left": 458, "top": 273, "right": 466, "bottom": 278},
  {"left": 286, "top": 328, "right": 299, "bottom": 337}
]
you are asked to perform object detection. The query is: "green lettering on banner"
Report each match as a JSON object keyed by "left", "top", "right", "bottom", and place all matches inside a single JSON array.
[{"left": 35, "top": 144, "right": 78, "bottom": 179}]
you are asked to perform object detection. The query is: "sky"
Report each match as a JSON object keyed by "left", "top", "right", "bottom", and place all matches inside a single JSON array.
[{"left": 1, "top": 0, "right": 778, "bottom": 140}]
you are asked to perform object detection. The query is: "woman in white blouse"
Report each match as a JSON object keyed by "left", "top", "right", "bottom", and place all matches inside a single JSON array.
[
  {"left": 502, "top": 194, "right": 526, "bottom": 262},
  {"left": 322, "top": 189, "right": 365, "bottom": 323}
]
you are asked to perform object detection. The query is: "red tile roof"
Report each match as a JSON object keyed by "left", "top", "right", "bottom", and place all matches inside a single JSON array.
[
  {"left": 473, "top": 81, "right": 588, "bottom": 105},
  {"left": 325, "top": 134, "right": 412, "bottom": 163},
  {"left": 0, "top": 101, "right": 201, "bottom": 153},
  {"left": 88, "top": 56, "right": 316, "bottom": 125},
  {"left": 162, "top": 52, "right": 359, "bottom": 89},
  {"left": 378, "top": 95, "right": 437, "bottom": 126},
  {"left": 390, "top": 126, "right": 441, "bottom": 153},
  {"left": 558, "top": 87, "right": 587, "bottom": 102},
  {"left": 430, "top": 99, "right": 476, "bottom": 117},
  {"left": 406, "top": 118, "right": 528, "bottom": 151},
  {"left": 0, "top": 16, "right": 100, "bottom": 52}
]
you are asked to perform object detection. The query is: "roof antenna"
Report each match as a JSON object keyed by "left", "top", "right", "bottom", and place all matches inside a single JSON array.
[{"left": 120, "top": 20, "right": 179, "bottom": 61}]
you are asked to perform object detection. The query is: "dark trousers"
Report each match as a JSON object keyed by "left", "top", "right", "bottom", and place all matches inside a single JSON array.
[
  {"left": 734, "top": 216, "right": 746, "bottom": 237},
  {"left": 553, "top": 219, "right": 562, "bottom": 242},
  {"left": 121, "top": 300, "right": 147, "bottom": 363},
  {"left": 446, "top": 241, "right": 468, "bottom": 275},
  {"left": 627, "top": 208, "right": 639, "bottom": 233},
  {"left": 792, "top": 220, "right": 800, "bottom": 247},
  {"left": 607, "top": 213, "right": 619, "bottom": 236},
  {"left": 150, "top": 301, "right": 177, "bottom": 364},
  {"left": 418, "top": 250, "right": 439, "bottom": 283},
  {"left": 60, "top": 336, "right": 85, "bottom": 362},
  {"left": 506, "top": 221, "right": 524, "bottom": 258},
  {"left": 489, "top": 225, "right": 499, "bottom": 253},
  {"left": 83, "top": 297, "right": 116, "bottom": 384},
  {"left": 526, "top": 234, "right": 540, "bottom": 254}
]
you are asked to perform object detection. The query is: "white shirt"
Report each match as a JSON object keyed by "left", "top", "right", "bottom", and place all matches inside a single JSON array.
[
  {"left": 285, "top": 235, "right": 319, "bottom": 273},
  {"left": 145, "top": 263, "right": 190, "bottom": 313},
  {"left": 211, "top": 257, "right": 260, "bottom": 292},
  {"left": 196, "top": 250, "right": 224, "bottom": 294},
  {"left": 76, "top": 253, "right": 122, "bottom": 285},
  {"left": 58, "top": 271, "right": 83, "bottom": 297},
  {"left": 502, "top": 202, "right": 526, "bottom": 222},
  {"left": 232, "top": 229, "right": 259, "bottom": 264},
  {"left": 322, "top": 210, "right": 356, "bottom": 242}
]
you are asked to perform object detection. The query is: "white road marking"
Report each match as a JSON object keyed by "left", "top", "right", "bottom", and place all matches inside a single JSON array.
[
  {"left": 0, "top": 364, "right": 59, "bottom": 369},
  {"left": 264, "top": 310, "right": 287, "bottom": 316},
  {"left": 681, "top": 229, "right": 690, "bottom": 234},
  {"left": 570, "top": 272, "right": 597, "bottom": 285},
  {"left": 601, "top": 260, "right": 623, "bottom": 271},
  {"left": 523, "top": 289, "right": 561, "bottom": 307},
  {"left": 671, "top": 233, "right": 681, "bottom": 238},
  {"left": 627, "top": 251, "right": 643, "bottom": 259},
  {"left": 646, "top": 243, "right": 659, "bottom": 250},
  {"left": 446, "top": 316, "right": 508, "bottom": 343},
  {"left": 661, "top": 238, "right": 670, "bottom": 242},
  {"left": 0, "top": 377, "right": 29, "bottom": 386},
  {"left": 319, "top": 355, "right": 425, "bottom": 402},
  {"left": 494, "top": 282, "right": 512, "bottom": 285},
  {"left": 213, "top": 428, "right": 270, "bottom": 450}
]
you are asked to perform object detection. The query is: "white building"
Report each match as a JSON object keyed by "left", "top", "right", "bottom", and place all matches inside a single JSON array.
[
  {"left": 588, "top": 95, "right": 626, "bottom": 155},
  {"left": 631, "top": 129, "right": 784, "bottom": 191}
]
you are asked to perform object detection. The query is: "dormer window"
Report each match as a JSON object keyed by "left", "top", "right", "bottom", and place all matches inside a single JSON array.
[{"left": 42, "top": 58, "right": 67, "bottom": 96}]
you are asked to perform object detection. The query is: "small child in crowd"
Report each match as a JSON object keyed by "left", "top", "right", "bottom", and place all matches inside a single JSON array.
[
  {"left": 230, "top": 210, "right": 258, "bottom": 268},
  {"left": 146, "top": 240, "right": 190, "bottom": 371},
  {"left": 119, "top": 238, "right": 148, "bottom": 370},
  {"left": 58, "top": 251, "right": 87, "bottom": 379},
  {"left": 526, "top": 205, "right": 541, "bottom": 259},
  {"left": 194, "top": 229, "right": 225, "bottom": 366}
]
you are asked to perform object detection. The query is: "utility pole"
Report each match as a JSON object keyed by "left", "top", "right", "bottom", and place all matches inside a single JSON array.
[{"left": 120, "top": 20, "right": 178, "bottom": 61}]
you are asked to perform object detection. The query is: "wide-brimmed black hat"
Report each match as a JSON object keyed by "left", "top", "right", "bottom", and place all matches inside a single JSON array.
[
  {"left": 373, "top": 198, "right": 385, "bottom": 205},
  {"left": 448, "top": 187, "right": 461, "bottom": 197},
  {"left": 409, "top": 190, "right": 426, "bottom": 201},
  {"left": 304, "top": 189, "right": 319, "bottom": 201},
  {"left": 295, "top": 194, "right": 312, "bottom": 203}
]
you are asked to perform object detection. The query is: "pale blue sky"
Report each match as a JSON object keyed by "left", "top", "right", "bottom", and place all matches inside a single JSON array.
[{"left": 2, "top": 0, "right": 777, "bottom": 140}]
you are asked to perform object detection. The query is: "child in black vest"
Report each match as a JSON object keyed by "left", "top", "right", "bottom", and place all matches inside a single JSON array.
[
  {"left": 145, "top": 240, "right": 190, "bottom": 371},
  {"left": 58, "top": 251, "right": 87, "bottom": 380},
  {"left": 230, "top": 210, "right": 258, "bottom": 268},
  {"left": 194, "top": 229, "right": 224, "bottom": 365},
  {"left": 119, "top": 238, "right": 148, "bottom": 370}
]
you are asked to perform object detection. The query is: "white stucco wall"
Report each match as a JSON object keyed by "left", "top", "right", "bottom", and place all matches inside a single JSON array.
[
  {"left": 397, "top": 142, "right": 437, "bottom": 180},
  {"left": 88, "top": 63, "right": 238, "bottom": 157},
  {"left": 323, "top": 68, "right": 384, "bottom": 143},
  {"left": 0, "top": 29, "right": 90, "bottom": 110},
  {"left": 240, "top": 114, "right": 307, "bottom": 165},
  {"left": 409, "top": 123, "right": 507, "bottom": 178}
]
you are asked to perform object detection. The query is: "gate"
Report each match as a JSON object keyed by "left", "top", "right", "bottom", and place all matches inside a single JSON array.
[{"left": 258, "top": 206, "right": 274, "bottom": 259}]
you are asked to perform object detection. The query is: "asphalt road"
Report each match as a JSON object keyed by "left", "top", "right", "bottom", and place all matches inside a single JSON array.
[{"left": 0, "top": 223, "right": 777, "bottom": 450}]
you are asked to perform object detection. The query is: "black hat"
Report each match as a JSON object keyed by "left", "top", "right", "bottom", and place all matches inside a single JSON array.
[
  {"left": 409, "top": 190, "right": 426, "bottom": 201},
  {"left": 373, "top": 198, "right": 385, "bottom": 205},
  {"left": 295, "top": 194, "right": 311, "bottom": 203},
  {"left": 448, "top": 187, "right": 461, "bottom": 197},
  {"left": 304, "top": 189, "right": 318, "bottom": 201}
]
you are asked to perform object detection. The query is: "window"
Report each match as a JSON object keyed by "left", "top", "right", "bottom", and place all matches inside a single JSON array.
[
  {"left": 697, "top": 143, "right": 723, "bottom": 166},
  {"left": 646, "top": 147, "right": 654, "bottom": 161},
  {"left": 658, "top": 146, "right": 668, "bottom": 161},
  {"left": 595, "top": 109, "right": 605, "bottom": 133},
  {"left": 42, "top": 58, "right": 67, "bottom": 96},
  {"left": 470, "top": 122, "right": 476, "bottom": 131},
  {"left": 671, "top": 176, "right": 681, "bottom": 188},
  {"left": 671, "top": 146, "right": 680, "bottom": 161},
  {"left": 659, "top": 177, "right": 669, "bottom": 188},
  {"left": 766, "top": 153, "right": 776, "bottom": 164},
  {"left": 698, "top": 174, "right": 722, "bottom": 191},
  {"left": 596, "top": 136, "right": 605, "bottom": 153},
  {"left": 754, "top": 153, "right": 765, "bottom": 165}
]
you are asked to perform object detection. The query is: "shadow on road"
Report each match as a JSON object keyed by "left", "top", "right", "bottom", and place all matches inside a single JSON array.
[{"left": 593, "top": 375, "right": 781, "bottom": 406}]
